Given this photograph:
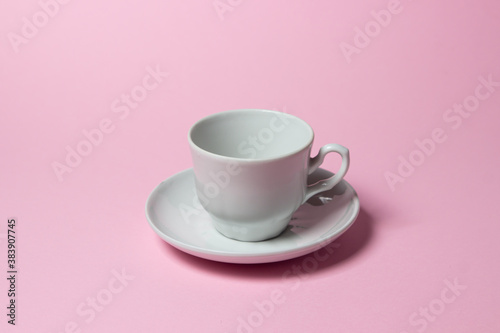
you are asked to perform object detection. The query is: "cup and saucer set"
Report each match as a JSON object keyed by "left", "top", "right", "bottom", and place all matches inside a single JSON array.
[{"left": 146, "top": 109, "right": 360, "bottom": 264}]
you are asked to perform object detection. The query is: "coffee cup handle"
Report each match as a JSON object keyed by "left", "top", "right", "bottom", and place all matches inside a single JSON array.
[{"left": 304, "top": 144, "right": 350, "bottom": 203}]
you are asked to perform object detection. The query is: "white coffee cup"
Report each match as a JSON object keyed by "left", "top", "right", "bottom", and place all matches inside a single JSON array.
[{"left": 188, "top": 109, "right": 350, "bottom": 241}]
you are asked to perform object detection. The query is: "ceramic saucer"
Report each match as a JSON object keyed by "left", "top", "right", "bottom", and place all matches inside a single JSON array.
[{"left": 145, "top": 168, "right": 360, "bottom": 264}]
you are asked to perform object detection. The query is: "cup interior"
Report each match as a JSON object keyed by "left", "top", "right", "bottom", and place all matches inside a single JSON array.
[{"left": 189, "top": 110, "right": 314, "bottom": 160}]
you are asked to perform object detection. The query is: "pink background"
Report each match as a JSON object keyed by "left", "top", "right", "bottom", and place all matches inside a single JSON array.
[{"left": 1, "top": 0, "right": 500, "bottom": 332}]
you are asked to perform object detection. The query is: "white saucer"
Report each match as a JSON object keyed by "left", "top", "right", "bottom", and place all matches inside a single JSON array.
[{"left": 145, "top": 168, "right": 360, "bottom": 264}]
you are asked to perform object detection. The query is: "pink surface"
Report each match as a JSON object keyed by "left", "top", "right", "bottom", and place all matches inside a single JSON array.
[{"left": 1, "top": 0, "right": 499, "bottom": 332}]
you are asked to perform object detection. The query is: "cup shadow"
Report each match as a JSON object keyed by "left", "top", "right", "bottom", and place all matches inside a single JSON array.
[{"left": 159, "top": 207, "right": 373, "bottom": 280}]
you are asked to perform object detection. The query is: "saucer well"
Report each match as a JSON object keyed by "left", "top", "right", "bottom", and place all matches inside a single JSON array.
[{"left": 145, "top": 168, "right": 360, "bottom": 264}]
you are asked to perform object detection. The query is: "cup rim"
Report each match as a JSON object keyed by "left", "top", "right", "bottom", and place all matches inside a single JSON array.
[{"left": 188, "top": 109, "right": 315, "bottom": 163}]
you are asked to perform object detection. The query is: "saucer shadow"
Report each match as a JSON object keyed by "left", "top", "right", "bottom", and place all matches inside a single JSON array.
[{"left": 159, "top": 207, "right": 373, "bottom": 280}]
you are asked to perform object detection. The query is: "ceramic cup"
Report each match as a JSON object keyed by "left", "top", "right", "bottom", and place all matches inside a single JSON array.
[{"left": 188, "top": 109, "right": 350, "bottom": 241}]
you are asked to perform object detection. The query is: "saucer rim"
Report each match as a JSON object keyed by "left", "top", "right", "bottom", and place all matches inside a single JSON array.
[{"left": 145, "top": 168, "right": 360, "bottom": 262}]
